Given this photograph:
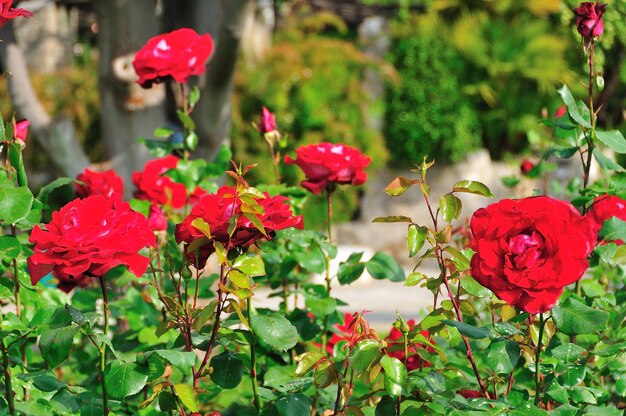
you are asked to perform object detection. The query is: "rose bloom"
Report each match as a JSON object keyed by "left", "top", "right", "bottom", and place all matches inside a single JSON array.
[
  {"left": 175, "top": 185, "right": 303, "bottom": 267},
  {"left": 284, "top": 142, "right": 371, "bottom": 194},
  {"left": 470, "top": 196, "right": 597, "bottom": 314},
  {"left": 0, "top": 0, "right": 32, "bottom": 27},
  {"left": 28, "top": 196, "right": 156, "bottom": 291},
  {"left": 520, "top": 159, "right": 535, "bottom": 176},
  {"left": 574, "top": 2, "right": 607, "bottom": 40},
  {"left": 75, "top": 168, "right": 124, "bottom": 200},
  {"left": 133, "top": 28, "right": 214, "bottom": 88},
  {"left": 587, "top": 194, "right": 626, "bottom": 245},
  {"left": 148, "top": 204, "right": 168, "bottom": 232},
  {"left": 385, "top": 320, "right": 434, "bottom": 371},
  {"left": 554, "top": 105, "right": 567, "bottom": 119},
  {"left": 259, "top": 106, "right": 277, "bottom": 134},
  {"left": 133, "top": 155, "right": 187, "bottom": 209},
  {"left": 14, "top": 119, "right": 29, "bottom": 144}
]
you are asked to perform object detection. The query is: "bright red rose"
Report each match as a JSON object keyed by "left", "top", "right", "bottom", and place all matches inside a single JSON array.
[
  {"left": 75, "top": 168, "right": 124, "bottom": 200},
  {"left": 470, "top": 196, "right": 597, "bottom": 314},
  {"left": 133, "top": 155, "right": 187, "bottom": 209},
  {"left": 175, "top": 186, "right": 303, "bottom": 267},
  {"left": 259, "top": 106, "right": 277, "bottom": 134},
  {"left": 133, "top": 28, "right": 214, "bottom": 88},
  {"left": 284, "top": 142, "right": 371, "bottom": 194},
  {"left": 588, "top": 194, "right": 626, "bottom": 245},
  {"left": 0, "top": 0, "right": 32, "bottom": 27},
  {"left": 148, "top": 204, "right": 168, "bottom": 231},
  {"left": 14, "top": 119, "right": 29, "bottom": 144},
  {"left": 385, "top": 320, "right": 434, "bottom": 371},
  {"left": 574, "top": 2, "right": 606, "bottom": 40},
  {"left": 28, "top": 196, "right": 156, "bottom": 290},
  {"left": 520, "top": 159, "right": 535, "bottom": 176}
]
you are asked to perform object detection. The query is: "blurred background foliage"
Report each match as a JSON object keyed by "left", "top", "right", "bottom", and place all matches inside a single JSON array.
[{"left": 0, "top": 0, "right": 624, "bottom": 222}]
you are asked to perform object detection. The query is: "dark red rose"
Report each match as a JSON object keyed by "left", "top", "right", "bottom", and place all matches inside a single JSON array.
[
  {"left": 520, "top": 159, "right": 535, "bottom": 176},
  {"left": 148, "top": 204, "right": 168, "bottom": 231},
  {"left": 28, "top": 196, "right": 156, "bottom": 291},
  {"left": 133, "top": 155, "right": 187, "bottom": 209},
  {"left": 574, "top": 2, "right": 606, "bottom": 40},
  {"left": 133, "top": 28, "right": 214, "bottom": 88},
  {"left": 385, "top": 320, "right": 434, "bottom": 371},
  {"left": 457, "top": 389, "right": 483, "bottom": 399},
  {"left": 284, "top": 142, "right": 371, "bottom": 194},
  {"left": 587, "top": 194, "right": 626, "bottom": 245},
  {"left": 259, "top": 106, "right": 277, "bottom": 134},
  {"left": 554, "top": 105, "right": 567, "bottom": 119},
  {"left": 0, "top": 0, "right": 32, "bottom": 27},
  {"left": 14, "top": 119, "right": 29, "bottom": 144},
  {"left": 470, "top": 196, "right": 597, "bottom": 314},
  {"left": 75, "top": 168, "right": 124, "bottom": 200},
  {"left": 175, "top": 185, "right": 303, "bottom": 267}
]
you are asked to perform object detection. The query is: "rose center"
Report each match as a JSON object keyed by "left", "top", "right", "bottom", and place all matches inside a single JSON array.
[{"left": 506, "top": 232, "right": 545, "bottom": 270}]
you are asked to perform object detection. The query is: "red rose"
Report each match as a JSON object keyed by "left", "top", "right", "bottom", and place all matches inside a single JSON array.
[
  {"left": 259, "top": 106, "right": 277, "bottom": 134},
  {"left": 0, "top": 0, "right": 32, "bottom": 27},
  {"left": 148, "top": 204, "right": 168, "bottom": 231},
  {"left": 76, "top": 168, "right": 124, "bottom": 200},
  {"left": 28, "top": 196, "right": 156, "bottom": 290},
  {"left": 284, "top": 142, "right": 371, "bottom": 194},
  {"left": 574, "top": 2, "right": 606, "bottom": 40},
  {"left": 175, "top": 186, "right": 303, "bottom": 267},
  {"left": 133, "top": 28, "right": 214, "bottom": 88},
  {"left": 470, "top": 196, "right": 597, "bottom": 314},
  {"left": 520, "top": 159, "right": 535, "bottom": 176},
  {"left": 14, "top": 119, "right": 29, "bottom": 144},
  {"left": 554, "top": 105, "right": 567, "bottom": 119},
  {"left": 133, "top": 155, "right": 187, "bottom": 209},
  {"left": 457, "top": 389, "right": 483, "bottom": 399},
  {"left": 587, "top": 194, "right": 626, "bottom": 245},
  {"left": 385, "top": 320, "right": 434, "bottom": 371}
]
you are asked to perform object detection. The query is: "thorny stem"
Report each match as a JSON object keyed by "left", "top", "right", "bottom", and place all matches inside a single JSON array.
[
  {"left": 98, "top": 276, "right": 110, "bottom": 415},
  {"left": 247, "top": 298, "right": 262, "bottom": 412},
  {"left": 535, "top": 313, "right": 546, "bottom": 406}
]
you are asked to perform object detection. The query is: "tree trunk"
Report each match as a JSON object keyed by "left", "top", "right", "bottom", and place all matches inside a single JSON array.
[
  {"left": 0, "top": 20, "right": 89, "bottom": 178},
  {"left": 93, "top": 0, "right": 165, "bottom": 188},
  {"left": 163, "top": 0, "right": 253, "bottom": 161}
]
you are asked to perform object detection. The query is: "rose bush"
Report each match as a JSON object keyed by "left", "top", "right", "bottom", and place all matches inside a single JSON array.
[
  {"left": 284, "top": 142, "right": 371, "bottom": 194},
  {"left": 470, "top": 196, "right": 597, "bottom": 313},
  {"left": 75, "top": 168, "right": 124, "bottom": 200},
  {"left": 132, "top": 28, "right": 214, "bottom": 88},
  {"left": 27, "top": 195, "right": 155, "bottom": 289}
]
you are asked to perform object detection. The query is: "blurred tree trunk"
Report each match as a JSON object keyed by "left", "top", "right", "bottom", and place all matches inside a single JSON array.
[
  {"left": 93, "top": 0, "right": 165, "bottom": 187},
  {"left": 163, "top": 0, "right": 254, "bottom": 161},
  {"left": 0, "top": 20, "right": 89, "bottom": 178}
]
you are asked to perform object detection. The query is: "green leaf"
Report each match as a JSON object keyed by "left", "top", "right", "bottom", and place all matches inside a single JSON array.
[
  {"left": 543, "top": 146, "right": 579, "bottom": 160},
  {"left": 349, "top": 339, "right": 381, "bottom": 375},
  {"left": 152, "top": 350, "right": 196, "bottom": 371},
  {"left": 595, "top": 130, "right": 626, "bottom": 154},
  {"left": 547, "top": 381, "right": 569, "bottom": 404},
  {"left": 452, "top": 180, "right": 493, "bottom": 197},
  {"left": 380, "top": 355, "right": 406, "bottom": 397},
  {"left": 276, "top": 394, "right": 309, "bottom": 416},
  {"left": 366, "top": 252, "right": 405, "bottom": 282},
  {"left": 233, "top": 253, "right": 266, "bottom": 277},
  {"left": 295, "top": 351, "right": 325, "bottom": 376},
  {"left": 0, "top": 185, "right": 34, "bottom": 224},
  {"left": 313, "top": 360, "right": 336, "bottom": 388},
  {"left": 443, "top": 320, "right": 492, "bottom": 339},
  {"left": 557, "top": 85, "right": 591, "bottom": 128},
  {"left": 599, "top": 217, "right": 626, "bottom": 242},
  {"left": 210, "top": 351, "right": 244, "bottom": 389},
  {"left": 39, "top": 325, "right": 79, "bottom": 367},
  {"left": 384, "top": 177, "right": 420, "bottom": 197},
  {"left": 251, "top": 312, "right": 298, "bottom": 351},
  {"left": 440, "top": 193, "right": 462, "bottom": 223},
  {"left": 188, "top": 86, "right": 201, "bottom": 108},
  {"left": 592, "top": 341, "right": 626, "bottom": 357},
  {"left": 551, "top": 343, "right": 585, "bottom": 364},
  {"left": 31, "top": 375, "right": 67, "bottom": 392},
  {"left": 593, "top": 148, "right": 625, "bottom": 172},
  {"left": 153, "top": 127, "right": 174, "bottom": 138},
  {"left": 176, "top": 110, "right": 196, "bottom": 131},
  {"left": 486, "top": 340, "right": 519, "bottom": 374},
  {"left": 103, "top": 360, "right": 148, "bottom": 399},
  {"left": 460, "top": 275, "right": 492, "bottom": 298},
  {"left": 36, "top": 177, "right": 75, "bottom": 206},
  {"left": 338, "top": 257, "right": 365, "bottom": 285},
  {"left": 173, "top": 383, "right": 199, "bottom": 412},
  {"left": 404, "top": 272, "right": 427, "bottom": 287},
  {"left": 407, "top": 225, "right": 427, "bottom": 257},
  {"left": 64, "top": 304, "right": 88, "bottom": 327},
  {"left": 0, "top": 235, "right": 21, "bottom": 262},
  {"left": 552, "top": 297, "right": 609, "bottom": 335},
  {"left": 372, "top": 215, "right": 413, "bottom": 223},
  {"left": 8, "top": 143, "right": 27, "bottom": 186}
]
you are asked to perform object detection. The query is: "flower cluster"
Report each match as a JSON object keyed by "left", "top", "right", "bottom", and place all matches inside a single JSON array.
[
  {"left": 133, "top": 28, "right": 214, "bottom": 88},
  {"left": 28, "top": 196, "right": 155, "bottom": 292},
  {"left": 175, "top": 185, "right": 303, "bottom": 267}
]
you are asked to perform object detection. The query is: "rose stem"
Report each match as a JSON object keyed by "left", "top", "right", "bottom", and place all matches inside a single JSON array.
[
  {"left": 98, "top": 275, "right": 110, "bottom": 415},
  {"left": 332, "top": 358, "right": 350, "bottom": 415},
  {"left": 534, "top": 313, "right": 546, "bottom": 406},
  {"left": 321, "top": 188, "right": 334, "bottom": 353},
  {"left": 423, "top": 188, "right": 491, "bottom": 399},
  {"left": 1, "top": 339, "right": 15, "bottom": 415},
  {"left": 247, "top": 297, "right": 262, "bottom": 412}
]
